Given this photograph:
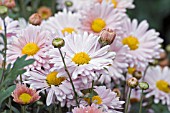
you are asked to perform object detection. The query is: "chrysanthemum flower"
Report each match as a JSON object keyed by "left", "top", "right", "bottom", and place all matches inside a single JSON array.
[
  {"left": 82, "top": 86, "right": 124, "bottom": 113},
  {"left": 97, "top": 0, "right": 135, "bottom": 11},
  {"left": 120, "top": 17, "right": 163, "bottom": 71},
  {"left": 72, "top": 104, "right": 104, "bottom": 113},
  {"left": 44, "top": 9, "right": 81, "bottom": 35},
  {"left": 49, "top": 32, "right": 115, "bottom": 84},
  {"left": 7, "top": 25, "right": 51, "bottom": 70},
  {"left": 25, "top": 69, "right": 81, "bottom": 106},
  {"left": 80, "top": 1, "right": 125, "bottom": 35},
  {"left": 12, "top": 84, "right": 40, "bottom": 105},
  {"left": 144, "top": 66, "right": 170, "bottom": 108},
  {"left": 99, "top": 37, "right": 130, "bottom": 83}
]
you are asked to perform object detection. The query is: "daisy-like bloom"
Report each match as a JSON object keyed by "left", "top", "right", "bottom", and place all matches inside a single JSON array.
[
  {"left": 0, "top": 16, "right": 19, "bottom": 37},
  {"left": 44, "top": 9, "right": 81, "bottom": 35},
  {"left": 37, "top": 6, "right": 52, "bottom": 20},
  {"left": 82, "top": 86, "right": 124, "bottom": 113},
  {"left": 144, "top": 66, "right": 170, "bottom": 109},
  {"left": 25, "top": 69, "right": 81, "bottom": 106},
  {"left": 57, "top": 0, "right": 95, "bottom": 12},
  {"left": 7, "top": 25, "right": 51, "bottom": 70},
  {"left": 121, "top": 17, "right": 163, "bottom": 71},
  {"left": 12, "top": 84, "right": 40, "bottom": 105},
  {"left": 97, "top": 0, "right": 135, "bottom": 11},
  {"left": 99, "top": 37, "right": 130, "bottom": 83},
  {"left": 49, "top": 32, "right": 115, "bottom": 84},
  {"left": 80, "top": 1, "right": 125, "bottom": 35},
  {"left": 72, "top": 104, "right": 104, "bottom": 113}
]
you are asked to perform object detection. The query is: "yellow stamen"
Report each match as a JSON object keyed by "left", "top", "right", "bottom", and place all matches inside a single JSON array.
[
  {"left": 111, "top": 0, "right": 118, "bottom": 8},
  {"left": 0, "top": 26, "right": 2, "bottom": 30},
  {"left": 72, "top": 52, "right": 91, "bottom": 65},
  {"left": 156, "top": 80, "right": 170, "bottom": 93},
  {"left": 46, "top": 71, "right": 65, "bottom": 86},
  {"left": 84, "top": 95, "right": 102, "bottom": 105},
  {"left": 122, "top": 35, "right": 139, "bottom": 50},
  {"left": 19, "top": 93, "right": 32, "bottom": 104},
  {"left": 62, "top": 27, "right": 76, "bottom": 34},
  {"left": 22, "top": 43, "right": 40, "bottom": 56},
  {"left": 128, "top": 67, "right": 136, "bottom": 74},
  {"left": 91, "top": 18, "right": 106, "bottom": 33}
]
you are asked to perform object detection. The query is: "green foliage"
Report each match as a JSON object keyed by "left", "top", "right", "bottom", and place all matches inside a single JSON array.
[
  {"left": 152, "top": 103, "right": 170, "bottom": 113},
  {"left": 0, "top": 55, "right": 34, "bottom": 108}
]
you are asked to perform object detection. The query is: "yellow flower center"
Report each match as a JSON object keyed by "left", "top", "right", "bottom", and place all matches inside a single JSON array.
[
  {"left": 72, "top": 52, "right": 91, "bottom": 65},
  {"left": 111, "top": 0, "right": 118, "bottom": 8},
  {"left": 156, "top": 80, "right": 170, "bottom": 93},
  {"left": 128, "top": 67, "right": 136, "bottom": 74},
  {"left": 22, "top": 43, "right": 40, "bottom": 56},
  {"left": 46, "top": 71, "right": 65, "bottom": 86},
  {"left": 19, "top": 93, "right": 32, "bottom": 104},
  {"left": 42, "top": 12, "right": 48, "bottom": 19},
  {"left": 84, "top": 96, "right": 102, "bottom": 105},
  {"left": 122, "top": 36, "right": 139, "bottom": 50},
  {"left": 91, "top": 18, "right": 106, "bottom": 33},
  {"left": 62, "top": 27, "right": 76, "bottom": 34},
  {"left": 0, "top": 26, "right": 2, "bottom": 30}
]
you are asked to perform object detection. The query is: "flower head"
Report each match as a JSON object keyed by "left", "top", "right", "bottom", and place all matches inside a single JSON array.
[
  {"left": 80, "top": 1, "right": 124, "bottom": 35},
  {"left": 49, "top": 32, "right": 115, "bottom": 84},
  {"left": 72, "top": 104, "right": 104, "bottom": 113},
  {"left": 12, "top": 84, "right": 40, "bottom": 105},
  {"left": 7, "top": 25, "right": 51, "bottom": 70}
]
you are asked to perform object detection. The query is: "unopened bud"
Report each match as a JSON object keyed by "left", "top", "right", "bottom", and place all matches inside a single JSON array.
[
  {"left": 139, "top": 82, "right": 149, "bottom": 90},
  {"left": 99, "top": 28, "right": 116, "bottom": 46},
  {"left": 64, "top": 1, "right": 73, "bottom": 7},
  {"left": 113, "top": 88, "right": 121, "bottom": 97},
  {"left": 166, "top": 44, "right": 170, "bottom": 53},
  {"left": 133, "top": 71, "right": 142, "bottom": 80},
  {"left": 0, "top": 6, "right": 8, "bottom": 19},
  {"left": 37, "top": 6, "right": 52, "bottom": 20},
  {"left": 127, "top": 77, "right": 138, "bottom": 88},
  {"left": 4, "top": 0, "right": 16, "bottom": 9},
  {"left": 29, "top": 13, "right": 42, "bottom": 25},
  {"left": 52, "top": 38, "right": 65, "bottom": 48}
]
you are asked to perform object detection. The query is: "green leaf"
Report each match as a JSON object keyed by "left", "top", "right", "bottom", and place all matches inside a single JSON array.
[
  {"left": 0, "top": 85, "right": 16, "bottom": 106},
  {"left": 6, "top": 104, "right": 20, "bottom": 113}
]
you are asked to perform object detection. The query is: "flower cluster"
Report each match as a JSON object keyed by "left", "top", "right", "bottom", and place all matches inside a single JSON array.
[{"left": 0, "top": 0, "right": 168, "bottom": 113}]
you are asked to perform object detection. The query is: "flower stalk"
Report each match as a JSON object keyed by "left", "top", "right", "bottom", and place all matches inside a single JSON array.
[
  {"left": 58, "top": 48, "right": 79, "bottom": 107},
  {"left": 125, "top": 88, "right": 132, "bottom": 113}
]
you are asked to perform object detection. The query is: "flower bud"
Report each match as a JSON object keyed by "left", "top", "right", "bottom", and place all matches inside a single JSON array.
[
  {"left": 52, "top": 38, "right": 65, "bottom": 48},
  {"left": 113, "top": 88, "right": 121, "bottom": 97},
  {"left": 99, "top": 28, "right": 116, "bottom": 46},
  {"left": 29, "top": 13, "right": 42, "bottom": 25},
  {"left": 0, "top": 6, "right": 8, "bottom": 19},
  {"left": 64, "top": 1, "right": 73, "bottom": 7},
  {"left": 37, "top": 6, "right": 52, "bottom": 20},
  {"left": 139, "top": 82, "right": 149, "bottom": 90},
  {"left": 127, "top": 77, "right": 138, "bottom": 88},
  {"left": 4, "top": 0, "right": 16, "bottom": 9},
  {"left": 133, "top": 71, "right": 142, "bottom": 80}
]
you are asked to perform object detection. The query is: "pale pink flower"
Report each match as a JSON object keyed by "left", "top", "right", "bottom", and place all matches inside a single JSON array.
[
  {"left": 80, "top": 1, "right": 125, "bottom": 35},
  {"left": 72, "top": 104, "right": 104, "bottom": 113},
  {"left": 12, "top": 84, "right": 40, "bottom": 105},
  {"left": 7, "top": 25, "right": 51, "bottom": 70}
]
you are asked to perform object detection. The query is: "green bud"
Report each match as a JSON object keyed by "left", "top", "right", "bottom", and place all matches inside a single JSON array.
[
  {"left": 139, "top": 82, "right": 149, "bottom": 90},
  {"left": 0, "top": 6, "right": 8, "bottom": 19},
  {"left": 64, "top": 1, "right": 73, "bottom": 7},
  {"left": 52, "top": 38, "right": 65, "bottom": 48}
]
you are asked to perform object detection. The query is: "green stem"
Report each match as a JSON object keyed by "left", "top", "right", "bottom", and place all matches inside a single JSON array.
[
  {"left": 58, "top": 48, "right": 79, "bottom": 107},
  {"left": 142, "top": 65, "right": 149, "bottom": 81},
  {"left": 19, "top": 0, "right": 26, "bottom": 18},
  {"left": 139, "top": 90, "right": 144, "bottom": 113},
  {"left": 59, "top": 103, "right": 62, "bottom": 113},
  {"left": 125, "top": 88, "right": 132, "bottom": 113},
  {"left": 51, "top": 0, "right": 56, "bottom": 14},
  {"left": 0, "top": 19, "right": 7, "bottom": 83},
  {"left": 20, "top": 74, "right": 23, "bottom": 84},
  {"left": 21, "top": 105, "right": 26, "bottom": 113},
  {"left": 9, "top": 98, "right": 12, "bottom": 113},
  {"left": 90, "top": 80, "right": 94, "bottom": 105}
]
